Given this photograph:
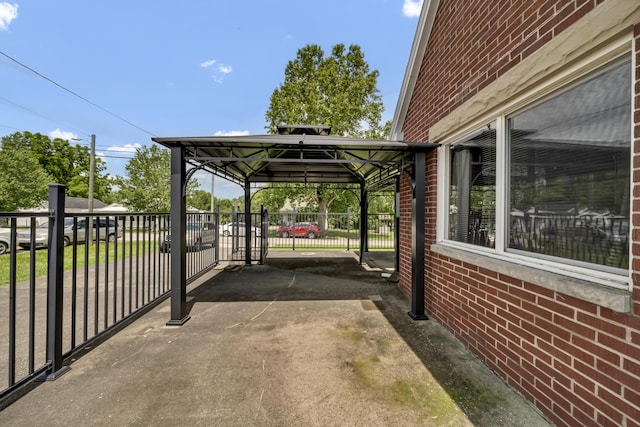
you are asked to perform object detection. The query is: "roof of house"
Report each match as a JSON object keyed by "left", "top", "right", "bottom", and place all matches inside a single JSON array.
[{"left": 65, "top": 197, "right": 108, "bottom": 211}]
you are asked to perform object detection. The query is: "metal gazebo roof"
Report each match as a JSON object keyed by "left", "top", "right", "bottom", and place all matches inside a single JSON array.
[{"left": 152, "top": 129, "right": 437, "bottom": 190}]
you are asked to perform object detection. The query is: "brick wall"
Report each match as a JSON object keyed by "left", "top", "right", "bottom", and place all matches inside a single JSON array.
[
  {"left": 404, "top": 0, "right": 602, "bottom": 142},
  {"left": 399, "top": 1, "right": 640, "bottom": 426}
]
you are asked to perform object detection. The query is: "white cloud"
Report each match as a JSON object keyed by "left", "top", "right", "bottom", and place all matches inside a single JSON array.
[
  {"left": 0, "top": 2, "right": 18, "bottom": 31},
  {"left": 108, "top": 143, "right": 141, "bottom": 154},
  {"left": 200, "top": 59, "right": 216, "bottom": 68},
  {"left": 214, "top": 130, "right": 249, "bottom": 137},
  {"left": 200, "top": 58, "right": 232, "bottom": 83},
  {"left": 212, "top": 63, "right": 232, "bottom": 83},
  {"left": 402, "top": 0, "right": 422, "bottom": 18},
  {"left": 49, "top": 128, "right": 77, "bottom": 141}
]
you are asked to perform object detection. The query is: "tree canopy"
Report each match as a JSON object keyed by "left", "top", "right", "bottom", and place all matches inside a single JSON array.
[
  {"left": 0, "top": 146, "right": 52, "bottom": 211},
  {"left": 115, "top": 144, "right": 200, "bottom": 212},
  {"left": 263, "top": 43, "right": 392, "bottom": 230},
  {"left": 1, "top": 131, "right": 113, "bottom": 204},
  {"left": 265, "top": 43, "right": 389, "bottom": 138}
]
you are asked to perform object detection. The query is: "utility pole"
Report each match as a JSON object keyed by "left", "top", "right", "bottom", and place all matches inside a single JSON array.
[
  {"left": 89, "top": 134, "right": 95, "bottom": 213},
  {"left": 211, "top": 174, "right": 216, "bottom": 212},
  {"left": 88, "top": 134, "right": 95, "bottom": 245}
]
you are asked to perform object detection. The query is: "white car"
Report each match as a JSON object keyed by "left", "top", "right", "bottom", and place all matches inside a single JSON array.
[
  {"left": 219, "top": 222, "right": 261, "bottom": 237},
  {"left": 0, "top": 228, "right": 15, "bottom": 255}
]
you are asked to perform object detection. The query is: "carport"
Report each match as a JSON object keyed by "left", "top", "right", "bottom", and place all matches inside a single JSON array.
[{"left": 152, "top": 125, "right": 438, "bottom": 325}]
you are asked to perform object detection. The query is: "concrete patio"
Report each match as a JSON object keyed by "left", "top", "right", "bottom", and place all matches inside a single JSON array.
[{"left": 0, "top": 251, "right": 552, "bottom": 426}]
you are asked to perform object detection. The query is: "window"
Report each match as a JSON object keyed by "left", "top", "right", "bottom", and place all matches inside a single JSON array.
[
  {"left": 508, "top": 60, "right": 630, "bottom": 269},
  {"left": 448, "top": 122, "right": 496, "bottom": 248},
  {"left": 445, "top": 57, "right": 631, "bottom": 274}
]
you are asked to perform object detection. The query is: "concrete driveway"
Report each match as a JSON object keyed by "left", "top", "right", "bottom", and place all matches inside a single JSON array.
[{"left": 0, "top": 251, "right": 551, "bottom": 426}]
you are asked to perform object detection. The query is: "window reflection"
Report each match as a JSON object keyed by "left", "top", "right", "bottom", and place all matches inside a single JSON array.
[{"left": 508, "top": 59, "right": 630, "bottom": 269}]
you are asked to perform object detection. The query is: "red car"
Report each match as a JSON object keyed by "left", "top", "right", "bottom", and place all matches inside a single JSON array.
[{"left": 276, "top": 222, "right": 321, "bottom": 239}]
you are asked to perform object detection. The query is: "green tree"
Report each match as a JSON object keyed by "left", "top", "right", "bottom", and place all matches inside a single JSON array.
[
  {"left": 189, "top": 189, "right": 213, "bottom": 211},
  {"left": 115, "top": 145, "right": 199, "bottom": 212},
  {"left": 264, "top": 43, "right": 391, "bottom": 231},
  {"left": 265, "top": 44, "right": 388, "bottom": 137},
  {"left": 0, "top": 147, "right": 53, "bottom": 211},
  {"left": 1, "top": 131, "right": 112, "bottom": 203},
  {"left": 214, "top": 196, "right": 244, "bottom": 212}
]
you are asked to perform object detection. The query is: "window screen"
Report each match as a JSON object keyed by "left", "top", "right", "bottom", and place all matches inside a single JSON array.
[{"left": 508, "top": 59, "right": 630, "bottom": 269}]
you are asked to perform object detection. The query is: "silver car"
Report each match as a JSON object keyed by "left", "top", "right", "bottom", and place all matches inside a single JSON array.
[
  {"left": 160, "top": 222, "right": 216, "bottom": 252},
  {"left": 17, "top": 218, "right": 122, "bottom": 248}
]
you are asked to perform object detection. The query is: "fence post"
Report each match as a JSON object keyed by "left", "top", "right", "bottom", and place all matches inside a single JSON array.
[
  {"left": 292, "top": 208, "right": 296, "bottom": 251},
  {"left": 346, "top": 207, "right": 351, "bottom": 251},
  {"left": 38, "top": 184, "right": 70, "bottom": 381},
  {"left": 214, "top": 205, "right": 220, "bottom": 264}
]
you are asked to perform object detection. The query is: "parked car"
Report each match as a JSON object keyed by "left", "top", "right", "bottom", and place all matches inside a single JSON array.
[
  {"left": 160, "top": 222, "right": 216, "bottom": 252},
  {"left": 17, "top": 218, "right": 122, "bottom": 249},
  {"left": 219, "top": 222, "right": 261, "bottom": 237},
  {"left": 0, "top": 228, "right": 16, "bottom": 255},
  {"left": 276, "top": 222, "right": 321, "bottom": 239}
]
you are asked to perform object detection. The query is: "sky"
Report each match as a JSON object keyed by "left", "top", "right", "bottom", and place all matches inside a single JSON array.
[{"left": 0, "top": 0, "right": 423, "bottom": 200}]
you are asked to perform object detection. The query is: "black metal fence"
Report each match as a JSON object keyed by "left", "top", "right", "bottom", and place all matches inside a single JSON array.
[
  {"left": 260, "top": 209, "right": 394, "bottom": 251},
  {"left": 0, "top": 188, "right": 216, "bottom": 407},
  {"left": 213, "top": 208, "right": 394, "bottom": 259},
  {"left": 0, "top": 194, "right": 395, "bottom": 407}
]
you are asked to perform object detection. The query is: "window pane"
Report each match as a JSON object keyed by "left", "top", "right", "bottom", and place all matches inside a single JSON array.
[
  {"left": 508, "top": 59, "right": 630, "bottom": 269},
  {"left": 448, "top": 123, "right": 496, "bottom": 248}
]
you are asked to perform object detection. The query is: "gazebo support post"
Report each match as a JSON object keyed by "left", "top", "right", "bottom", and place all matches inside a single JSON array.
[
  {"left": 395, "top": 177, "right": 400, "bottom": 272},
  {"left": 359, "top": 183, "right": 368, "bottom": 265},
  {"left": 244, "top": 180, "right": 252, "bottom": 265},
  {"left": 167, "top": 145, "right": 190, "bottom": 326},
  {"left": 409, "top": 150, "right": 428, "bottom": 320}
]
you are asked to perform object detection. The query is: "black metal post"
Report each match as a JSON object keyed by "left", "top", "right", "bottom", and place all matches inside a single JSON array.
[
  {"left": 167, "top": 145, "right": 190, "bottom": 326},
  {"left": 244, "top": 181, "right": 251, "bottom": 265},
  {"left": 409, "top": 151, "right": 428, "bottom": 320},
  {"left": 359, "top": 183, "right": 367, "bottom": 264},
  {"left": 214, "top": 204, "right": 220, "bottom": 265},
  {"left": 38, "top": 184, "right": 70, "bottom": 381},
  {"left": 260, "top": 205, "right": 268, "bottom": 265},
  {"left": 395, "top": 177, "right": 400, "bottom": 272}
]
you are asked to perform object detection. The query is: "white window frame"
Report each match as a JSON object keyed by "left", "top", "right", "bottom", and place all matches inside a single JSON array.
[{"left": 436, "top": 44, "right": 634, "bottom": 297}]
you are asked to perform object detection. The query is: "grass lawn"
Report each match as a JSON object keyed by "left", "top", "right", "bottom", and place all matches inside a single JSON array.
[{"left": 0, "top": 241, "right": 155, "bottom": 286}]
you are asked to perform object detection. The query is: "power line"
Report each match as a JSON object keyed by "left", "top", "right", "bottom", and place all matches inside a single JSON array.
[{"left": 0, "top": 50, "right": 157, "bottom": 137}]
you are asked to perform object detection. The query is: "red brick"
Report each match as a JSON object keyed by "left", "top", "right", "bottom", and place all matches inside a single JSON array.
[
  {"left": 535, "top": 316, "right": 572, "bottom": 341},
  {"left": 597, "top": 333, "right": 638, "bottom": 358},
  {"left": 538, "top": 295, "right": 575, "bottom": 319},
  {"left": 576, "top": 312, "right": 626, "bottom": 339},
  {"left": 596, "top": 387, "right": 626, "bottom": 425},
  {"left": 556, "top": 315, "right": 597, "bottom": 340},
  {"left": 574, "top": 359, "right": 621, "bottom": 395},
  {"left": 571, "top": 335, "right": 616, "bottom": 366},
  {"left": 625, "top": 357, "right": 640, "bottom": 378},
  {"left": 596, "top": 358, "right": 640, "bottom": 391}
]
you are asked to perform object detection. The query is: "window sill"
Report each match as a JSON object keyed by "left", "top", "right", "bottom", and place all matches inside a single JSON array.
[{"left": 431, "top": 243, "right": 631, "bottom": 313}]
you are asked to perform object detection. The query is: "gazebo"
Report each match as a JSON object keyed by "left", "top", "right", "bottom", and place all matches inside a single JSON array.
[{"left": 152, "top": 125, "right": 438, "bottom": 325}]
